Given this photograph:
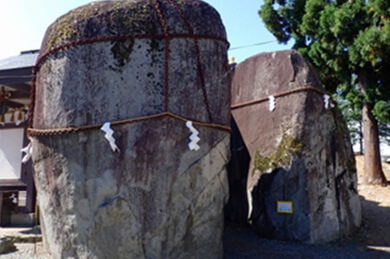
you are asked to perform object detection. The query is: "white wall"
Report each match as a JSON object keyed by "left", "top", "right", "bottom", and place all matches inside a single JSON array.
[
  {"left": 381, "top": 144, "right": 390, "bottom": 161},
  {"left": 0, "top": 128, "right": 24, "bottom": 180}
]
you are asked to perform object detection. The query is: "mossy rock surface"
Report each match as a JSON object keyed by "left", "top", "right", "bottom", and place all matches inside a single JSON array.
[
  {"left": 252, "top": 133, "right": 302, "bottom": 176},
  {"left": 41, "top": 0, "right": 226, "bottom": 53},
  {"left": 32, "top": 0, "right": 230, "bottom": 258}
]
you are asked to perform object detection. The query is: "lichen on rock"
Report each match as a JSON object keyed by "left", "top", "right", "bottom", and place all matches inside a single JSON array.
[
  {"left": 44, "top": 1, "right": 161, "bottom": 51},
  {"left": 252, "top": 133, "right": 302, "bottom": 176},
  {"left": 32, "top": 0, "right": 230, "bottom": 258}
]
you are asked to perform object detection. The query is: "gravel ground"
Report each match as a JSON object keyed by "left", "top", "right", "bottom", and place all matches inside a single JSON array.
[
  {"left": 0, "top": 227, "right": 51, "bottom": 258},
  {"left": 0, "top": 242, "right": 50, "bottom": 259},
  {"left": 223, "top": 222, "right": 390, "bottom": 259},
  {"left": 1, "top": 157, "right": 389, "bottom": 258},
  {"left": 1, "top": 232, "right": 389, "bottom": 259}
]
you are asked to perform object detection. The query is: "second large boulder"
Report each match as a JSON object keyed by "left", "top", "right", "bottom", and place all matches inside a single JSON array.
[{"left": 230, "top": 50, "right": 361, "bottom": 243}]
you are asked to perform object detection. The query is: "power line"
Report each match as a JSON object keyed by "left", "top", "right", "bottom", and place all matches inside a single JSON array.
[{"left": 229, "top": 40, "right": 276, "bottom": 51}]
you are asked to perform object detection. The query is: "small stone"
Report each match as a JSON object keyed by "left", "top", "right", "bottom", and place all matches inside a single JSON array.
[{"left": 0, "top": 238, "right": 17, "bottom": 255}]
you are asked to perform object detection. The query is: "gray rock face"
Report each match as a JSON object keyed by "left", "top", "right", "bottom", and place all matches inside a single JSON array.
[
  {"left": 31, "top": 1, "right": 230, "bottom": 258},
  {"left": 230, "top": 50, "right": 361, "bottom": 243}
]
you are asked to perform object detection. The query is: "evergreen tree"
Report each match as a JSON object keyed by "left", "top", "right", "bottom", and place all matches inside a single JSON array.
[
  {"left": 260, "top": 0, "right": 390, "bottom": 185},
  {"left": 335, "top": 89, "right": 364, "bottom": 154}
]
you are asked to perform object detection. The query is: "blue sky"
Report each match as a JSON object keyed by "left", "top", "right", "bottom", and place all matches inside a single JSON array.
[{"left": 0, "top": 0, "right": 292, "bottom": 62}]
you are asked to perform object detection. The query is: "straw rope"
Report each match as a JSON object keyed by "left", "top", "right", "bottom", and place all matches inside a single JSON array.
[
  {"left": 231, "top": 86, "right": 336, "bottom": 110},
  {"left": 167, "top": 0, "right": 214, "bottom": 122},
  {"left": 28, "top": 0, "right": 229, "bottom": 130},
  {"left": 27, "top": 112, "right": 231, "bottom": 137}
]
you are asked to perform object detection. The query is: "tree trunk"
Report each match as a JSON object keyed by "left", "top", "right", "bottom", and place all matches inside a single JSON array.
[
  {"left": 359, "top": 121, "right": 364, "bottom": 154},
  {"left": 359, "top": 72, "right": 388, "bottom": 185}
]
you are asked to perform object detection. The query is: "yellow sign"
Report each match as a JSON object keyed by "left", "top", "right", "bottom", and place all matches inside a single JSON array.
[{"left": 277, "top": 201, "right": 293, "bottom": 214}]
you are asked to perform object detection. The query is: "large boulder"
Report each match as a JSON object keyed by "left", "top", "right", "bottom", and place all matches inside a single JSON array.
[
  {"left": 230, "top": 50, "right": 361, "bottom": 243},
  {"left": 29, "top": 1, "right": 230, "bottom": 258}
]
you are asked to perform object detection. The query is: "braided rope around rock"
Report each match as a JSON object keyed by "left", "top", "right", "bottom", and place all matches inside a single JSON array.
[
  {"left": 28, "top": 0, "right": 228, "bottom": 130},
  {"left": 27, "top": 33, "right": 228, "bottom": 130},
  {"left": 230, "top": 86, "right": 336, "bottom": 110},
  {"left": 27, "top": 112, "right": 231, "bottom": 137}
]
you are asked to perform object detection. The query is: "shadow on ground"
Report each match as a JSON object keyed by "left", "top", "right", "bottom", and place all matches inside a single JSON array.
[
  {"left": 355, "top": 195, "right": 390, "bottom": 248},
  {"left": 20, "top": 227, "right": 41, "bottom": 236},
  {"left": 223, "top": 195, "right": 390, "bottom": 259}
]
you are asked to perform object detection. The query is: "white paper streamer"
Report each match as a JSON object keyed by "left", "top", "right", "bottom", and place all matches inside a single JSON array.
[
  {"left": 10, "top": 193, "right": 18, "bottom": 204},
  {"left": 186, "top": 121, "right": 200, "bottom": 151},
  {"left": 269, "top": 95, "right": 276, "bottom": 112},
  {"left": 21, "top": 142, "right": 33, "bottom": 163},
  {"left": 101, "top": 122, "right": 120, "bottom": 153},
  {"left": 323, "top": 94, "right": 330, "bottom": 109}
]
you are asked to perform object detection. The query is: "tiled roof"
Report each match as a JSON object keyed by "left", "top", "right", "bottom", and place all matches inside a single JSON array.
[{"left": 0, "top": 50, "right": 38, "bottom": 71}]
